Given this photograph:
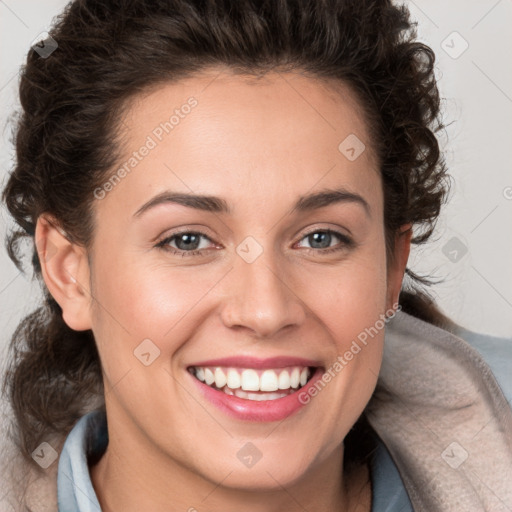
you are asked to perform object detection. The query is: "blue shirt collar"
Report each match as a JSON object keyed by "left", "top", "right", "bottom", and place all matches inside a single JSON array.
[{"left": 57, "top": 410, "right": 106, "bottom": 512}]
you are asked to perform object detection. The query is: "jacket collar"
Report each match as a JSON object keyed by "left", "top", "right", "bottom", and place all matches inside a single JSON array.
[{"left": 367, "top": 310, "right": 512, "bottom": 511}]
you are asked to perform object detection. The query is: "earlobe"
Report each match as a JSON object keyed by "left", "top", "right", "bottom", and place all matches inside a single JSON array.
[
  {"left": 386, "top": 223, "right": 413, "bottom": 310},
  {"left": 35, "top": 215, "right": 93, "bottom": 331}
]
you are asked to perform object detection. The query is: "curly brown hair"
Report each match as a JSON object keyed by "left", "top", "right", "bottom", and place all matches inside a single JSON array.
[{"left": 2, "top": 0, "right": 452, "bottom": 483}]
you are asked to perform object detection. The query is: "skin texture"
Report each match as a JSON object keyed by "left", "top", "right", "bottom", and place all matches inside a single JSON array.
[{"left": 36, "top": 69, "right": 411, "bottom": 512}]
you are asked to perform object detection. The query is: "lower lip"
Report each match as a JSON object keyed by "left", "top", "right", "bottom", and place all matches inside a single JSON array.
[{"left": 188, "top": 367, "right": 324, "bottom": 422}]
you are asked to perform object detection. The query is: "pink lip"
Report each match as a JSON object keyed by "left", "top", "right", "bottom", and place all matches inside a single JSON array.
[
  {"left": 187, "top": 355, "right": 323, "bottom": 370},
  {"left": 187, "top": 366, "right": 325, "bottom": 422}
]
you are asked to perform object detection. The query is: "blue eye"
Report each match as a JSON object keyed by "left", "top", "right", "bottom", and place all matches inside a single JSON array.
[
  {"left": 155, "top": 231, "right": 213, "bottom": 257},
  {"left": 296, "top": 229, "right": 354, "bottom": 253},
  {"left": 155, "top": 228, "right": 354, "bottom": 257}
]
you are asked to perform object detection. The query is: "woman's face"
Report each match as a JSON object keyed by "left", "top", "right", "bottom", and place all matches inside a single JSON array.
[{"left": 54, "top": 70, "right": 409, "bottom": 491}]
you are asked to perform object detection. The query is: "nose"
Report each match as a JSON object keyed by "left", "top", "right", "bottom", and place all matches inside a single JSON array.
[{"left": 219, "top": 247, "right": 307, "bottom": 339}]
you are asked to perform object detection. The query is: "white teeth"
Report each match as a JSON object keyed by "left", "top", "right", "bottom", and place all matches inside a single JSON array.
[
  {"left": 240, "top": 369, "right": 260, "bottom": 391},
  {"left": 278, "top": 370, "right": 291, "bottom": 390},
  {"left": 191, "top": 365, "right": 313, "bottom": 395},
  {"left": 260, "top": 369, "right": 279, "bottom": 392},
  {"left": 231, "top": 388, "right": 289, "bottom": 401},
  {"left": 226, "top": 368, "right": 241, "bottom": 389},
  {"left": 290, "top": 367, "right": 300, "bottom": 388},
  {"left": 214, "top": 367, "right": 227, "bottom": 388},
  {"left": 204, "top": 368, "right": 215, "bottom": 386},
  {"left": 196, "top": 367, "right": 205, "bottom": 381}
]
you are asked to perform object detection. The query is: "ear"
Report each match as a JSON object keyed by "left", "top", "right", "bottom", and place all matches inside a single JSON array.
[
  {"left": 386, "top": 223, "right": 412, "bottom": 311},
  {"left": 35, "top": 215, "right": 93, "bottom": 331}
]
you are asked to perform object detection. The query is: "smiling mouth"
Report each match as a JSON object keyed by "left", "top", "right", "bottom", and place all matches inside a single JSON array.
[{"left": 187, "top": 365, "right": 318, "bottom": 401}]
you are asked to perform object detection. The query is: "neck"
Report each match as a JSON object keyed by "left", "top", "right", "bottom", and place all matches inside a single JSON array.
[{"left": 90, "top": 421, "right": 370, "bottom": 512}]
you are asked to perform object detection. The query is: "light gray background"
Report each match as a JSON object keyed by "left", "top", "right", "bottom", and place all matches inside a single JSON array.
[{"left": 1, "top": 0, "right": 511, "bottom": 376}]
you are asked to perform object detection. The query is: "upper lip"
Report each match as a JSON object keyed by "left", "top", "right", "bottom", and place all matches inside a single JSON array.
[{"left": 187, "top": 356, "right": 323, "bottom": 369}]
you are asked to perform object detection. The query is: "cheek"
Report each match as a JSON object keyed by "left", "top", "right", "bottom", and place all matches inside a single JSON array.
[
  {"left": 299, "top": 244, "right": 388, "bottom": 401},
  {"left": 88, "top": 252, "right": 225, "bottom": 366},
  {"left": 304, "top": 246, "right": 388, "bottom": 337},
  {"left": 321, "top": 272, "right": 386, "bottom": 377}
]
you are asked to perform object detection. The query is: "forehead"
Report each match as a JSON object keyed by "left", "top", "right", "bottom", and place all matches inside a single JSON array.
[
  {"left": 122, "top": 68, "right": 375, "bottom": 158},
  {"left": 98, "top": 69, "right": 381, "bottom": 220}
]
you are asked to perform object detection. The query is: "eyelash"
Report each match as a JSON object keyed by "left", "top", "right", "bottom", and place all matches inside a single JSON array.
[{"left": 155, "top": 228, "right": 355, "bottom": 257}]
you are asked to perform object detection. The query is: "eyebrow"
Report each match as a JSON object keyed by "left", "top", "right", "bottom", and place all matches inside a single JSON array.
[{"left": 133, "top": 187, "right": 371, "bottom": 218}]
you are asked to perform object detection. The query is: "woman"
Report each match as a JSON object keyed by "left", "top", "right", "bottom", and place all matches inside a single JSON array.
[{"left": 2, "top": 1, "right": 511, "bottom": 511}]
